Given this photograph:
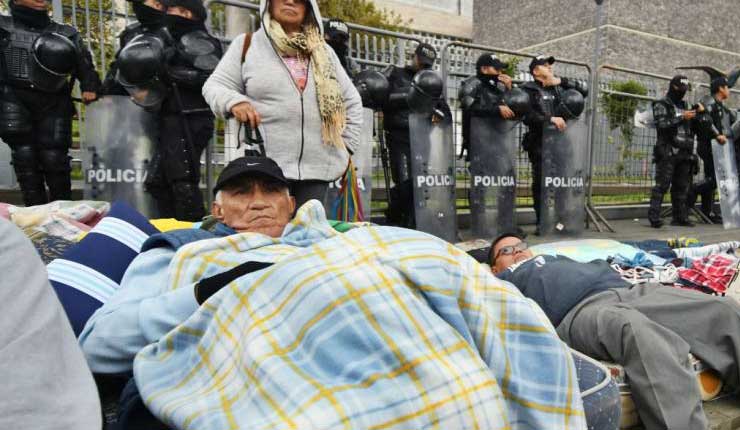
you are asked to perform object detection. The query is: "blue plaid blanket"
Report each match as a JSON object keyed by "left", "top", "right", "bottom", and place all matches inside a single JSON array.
[{"left": 134, "top": 201, "right": 586, "bottom": 430}]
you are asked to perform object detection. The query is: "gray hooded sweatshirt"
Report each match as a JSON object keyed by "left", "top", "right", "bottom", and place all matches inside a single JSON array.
[{"left": 202, "top": 0, "right": 363, "bottom": 182}]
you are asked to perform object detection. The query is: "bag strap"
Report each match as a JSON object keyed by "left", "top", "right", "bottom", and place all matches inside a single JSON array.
[{"left": 241, "top": 32, "right": 253, "bottom": 64}]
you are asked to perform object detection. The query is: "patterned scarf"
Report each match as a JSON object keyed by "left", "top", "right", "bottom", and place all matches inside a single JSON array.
[{"left": 267, "top": 15, "right": 346, "bottom": 149}]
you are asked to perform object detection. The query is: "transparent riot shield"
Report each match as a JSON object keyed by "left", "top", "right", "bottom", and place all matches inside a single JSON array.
[
  {"left": 539, "top": 117, "right": 588, "bottom": 236},
  {"left": 82, "top": 96, "right": 158, "bottom": 217},
  {"left": 712, "top": 114, "right": 740, "bottom": 229},
  {"left": 326, "top": 108, "right": 374, "bottom": 219},
  {"left": 409, "top": 112, "right": 457, "bottom": 243},
  {"left": 469, "top": 116, "right": 518, "bottom": 238}
]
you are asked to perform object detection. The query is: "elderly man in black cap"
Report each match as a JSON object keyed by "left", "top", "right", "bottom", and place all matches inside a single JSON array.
[
  {"left": 381, "top": 42, "right": 446, "bottom": 227},
  {"left": 80, "top": 156, "right": 297, "bottom": 374},
  {"left": 648, "top": 75, "right": 698, "bottom": 228},
  {"left": 324, "top": 18, "right": 360, "bottom": 77},
  {"left": 458, "top": 52, "right": 515, "bottom": 160},
  {"left": 520, "top": 55, "right": 588, "bottom": 232}
]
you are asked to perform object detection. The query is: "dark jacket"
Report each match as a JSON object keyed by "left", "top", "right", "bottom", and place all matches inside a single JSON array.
[
  {"left": 652, "top": 95, "right": 694, "bottom": 156},
  {"left": 520, "top": 77, "right": 587, "bottom": 152}
]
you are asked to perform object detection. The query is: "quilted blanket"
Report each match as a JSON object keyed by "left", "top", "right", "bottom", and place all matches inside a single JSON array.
[{"left": 134, "top": 201, "right": 586, "bottom": 430}]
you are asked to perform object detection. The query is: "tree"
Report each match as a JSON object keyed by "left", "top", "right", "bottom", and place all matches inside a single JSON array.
[{"left": 317, "top": 0, "right": 409, "bottom": 31}]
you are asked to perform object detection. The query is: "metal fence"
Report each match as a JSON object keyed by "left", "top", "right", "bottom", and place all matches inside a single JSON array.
[{"left": 2, "top": 0, "right": 739, "bottom": 222}]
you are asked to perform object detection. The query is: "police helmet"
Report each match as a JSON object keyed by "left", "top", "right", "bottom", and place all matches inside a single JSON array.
[
  {"left": 503, "top": 87, "right": 530, "bottom": 117},
  {"left": 555, "top": 89, "right": 585, "bottom": 119},
  {"left": 407, "top": 69, "right": 444, "bottom": 114},
  {"left": 354, "top": 70, "right": 389, "bottom": 110}
]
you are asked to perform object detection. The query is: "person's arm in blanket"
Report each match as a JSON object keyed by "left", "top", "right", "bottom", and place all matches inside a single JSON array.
[{"left": 79, "top": 247, "right": 199, "bottom": 374}]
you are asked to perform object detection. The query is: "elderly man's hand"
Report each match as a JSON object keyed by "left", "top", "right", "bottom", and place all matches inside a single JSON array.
[{"left": 231, "top": 101, "right": 262, "bottom": 128}]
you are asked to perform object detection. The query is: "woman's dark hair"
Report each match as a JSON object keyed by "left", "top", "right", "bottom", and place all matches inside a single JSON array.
[{"left": 487, "top": 232, "right": 524, "bottom": 265}]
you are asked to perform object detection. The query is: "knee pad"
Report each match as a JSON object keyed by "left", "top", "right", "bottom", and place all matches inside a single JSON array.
[
  {"left": 0, "top": 89, "right": 31, "bottom": 136},
  {"left": 10, "top": 145, "right": 40, "bottom": 170},
  {"left": 36, "top": 116, "right": 72, "bottom": 149},
  {"left": 39, "top": 149, "right": 71, "bottom": 173}
]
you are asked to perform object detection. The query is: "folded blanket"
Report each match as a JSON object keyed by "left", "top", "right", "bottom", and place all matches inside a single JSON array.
[
  {"left": 134, "top": 201, "right": 586, "bottom": 430},
  {"left": 5, "top": 200, "right": 110, "bottom": 241}
]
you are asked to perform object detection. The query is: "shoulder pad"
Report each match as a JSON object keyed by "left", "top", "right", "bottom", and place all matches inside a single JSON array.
[
  {"left": 179, "top": 30, "right": 219, "bottom": 55},
  {"left": 381, "top": 64, "right": 396, "bottom": 79},
  {"left": 458, "top": 76, "right": 480, "bottom": 99},
  {"left": 50, "top": 22, "right": 78, "bottom": 38}
]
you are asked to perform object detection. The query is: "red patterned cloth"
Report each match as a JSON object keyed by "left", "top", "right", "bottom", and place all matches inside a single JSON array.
[{"left": 678, "top": 254, "right": 740, "bottom": 294}]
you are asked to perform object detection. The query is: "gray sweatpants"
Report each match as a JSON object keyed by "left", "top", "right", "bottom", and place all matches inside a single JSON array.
[{"left": 557, "top": 284, "right": 740, "bottom": 430}]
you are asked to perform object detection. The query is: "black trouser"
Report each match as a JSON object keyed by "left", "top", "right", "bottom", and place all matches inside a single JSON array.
[
  {"left": 648, "top": 145, "right": 692, "bottom": 223},
  {"left": 289, "top": 180, "right": 329, "bottom": 210},
  {"left": 0, "top": 85, "right": 74, "bottom": 206},
  {"left": 385, "top": 130, "right": 414, "bottom": 228},
  {"left": 690, "top": 142, "right": 716, "bottom": 216},
  {"left": 145, "top": 113, "right": 213, "bottom": 221}
]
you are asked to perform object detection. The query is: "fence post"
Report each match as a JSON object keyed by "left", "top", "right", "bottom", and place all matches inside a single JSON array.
[{"left": 51, "top": 0, "right": 63, "bottom": 22}]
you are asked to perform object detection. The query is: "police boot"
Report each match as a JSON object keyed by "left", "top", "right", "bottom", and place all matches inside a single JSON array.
[
  {"left": 171, "top": 180, "right": 205, "bottom": 222},
  {"left": 648, "top": 187, "right": 667, "bottom": 228},
  {"left": 39, "top": 149, "right": 72, "bottom": 202},
  {"left": 670, "top": 200, "right": 695, "bottom": 227},
  {"left": 10, "top": 145, "right": 47, "bottom": 206}
]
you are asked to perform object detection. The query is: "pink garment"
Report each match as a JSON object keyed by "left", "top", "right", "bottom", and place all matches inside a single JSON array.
[
  {"left": 678, "top": 254, "right": 739, "bottom": 294},
  {"left": 282, "top": 55, "right": 309, "bottom": 92}
]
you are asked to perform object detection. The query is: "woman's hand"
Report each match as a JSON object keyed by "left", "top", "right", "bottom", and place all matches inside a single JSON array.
[{"left": 230, "top": 101, "right": 261, "bottom": 128}]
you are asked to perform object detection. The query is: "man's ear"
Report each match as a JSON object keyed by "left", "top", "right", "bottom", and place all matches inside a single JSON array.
[
  {"left": 288, "top": 195, "right": 296, "bottom": 215},
  {"left": 211, "top": 201, "right": 224, "bottom": 221}
]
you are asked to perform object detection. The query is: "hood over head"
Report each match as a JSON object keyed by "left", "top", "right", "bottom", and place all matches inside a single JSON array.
[{"left": 259, "top": 0, "right": 324, "bottom": 36}]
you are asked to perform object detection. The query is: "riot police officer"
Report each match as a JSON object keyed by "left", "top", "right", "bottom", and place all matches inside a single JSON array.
[
  {"left": 324, "top": 18, "right": 359, "bottom": 78},
  {"left": 458, "top": 53, "right": 515, "bottom": 160},
  {"left": 521, "top": 55, "right": 587, "bottom": 232},
  {"left": 648, "top": 75, "right": 698, "bottom": 228},
  {"left": 0, "top": 0, "right": 100, "bottom": 206},
  {"left": 116, "top": 0, "right": 221, "bottom": 221},
  {"left": 382, "top": 42, "right": 449, "bottom": 228},
  {"left": 100, "top": 0, "right": 166, "bottom": 96},
  {"left": 689, "top": 77, "right": 735, "bottom": 223}
]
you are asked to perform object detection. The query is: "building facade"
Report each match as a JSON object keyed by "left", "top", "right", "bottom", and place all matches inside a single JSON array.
[
  {"left": 473, "top": 0, "right": 740, "bottom": 79},
  {"left": 373, "top": 0, "right": 473, "bottom": 39}
]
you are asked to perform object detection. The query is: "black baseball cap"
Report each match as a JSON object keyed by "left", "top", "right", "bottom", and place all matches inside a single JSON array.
[
  {"left": 324, "top": 18, "right": 349, "bottom": 40},
  {"left": 528, "top": 55, "right": 555, "bottom": 74},
  {"left": 711, "top": 76, "right": 728, "bottom": 94},
  {"left": 415, "top": 43, "right": 437, "bottom": 67},
  {"left": 476, "top": 53, "right": 508, "bottom": 71},
  {"left": 213, "top": 156, "right": 288, "bottom": 194},
  {"left": 670, "top": 74, "right": 690, "bottom": 90}
]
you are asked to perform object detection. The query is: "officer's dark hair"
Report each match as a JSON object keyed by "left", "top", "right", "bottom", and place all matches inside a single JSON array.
[{"left": 488, "top": 231, "right": 525, "bottom": 265}]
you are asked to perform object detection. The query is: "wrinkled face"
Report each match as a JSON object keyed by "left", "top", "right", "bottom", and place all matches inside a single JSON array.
[
  {"left": 490, "top": 236, "right": 534, "bottom": 274},
  {"left": 269, "top": 0, "right": 307, "bottom": 29},
  {"left": 166, "top": 5, "right": 193, "bottom": 19},
  {"left": 532, "top": 63, "right": 553, "bottom": 81},
  {"left": 212, "top": 177, "right": 296, "bottom": 237},
  {"left": 142, "top": 0, "right": 166, "bottom": 11},
  {"left": 15, "top": 0, "right": 49, "bottom": 11},
  {"left": 480, "top": 65, "right": 502, "bottom": 76}
]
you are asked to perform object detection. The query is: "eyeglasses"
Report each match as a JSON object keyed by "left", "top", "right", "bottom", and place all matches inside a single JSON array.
[{"left": 494, "top": 241, "right": 528, "bottom": 261}]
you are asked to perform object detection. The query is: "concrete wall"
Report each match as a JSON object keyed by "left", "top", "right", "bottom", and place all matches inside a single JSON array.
[{"left": 473, "top": 0, "right": 740, "bottom": 78}]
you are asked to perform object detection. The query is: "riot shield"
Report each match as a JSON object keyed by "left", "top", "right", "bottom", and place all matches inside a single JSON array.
[
  {"left": 82, "top": 96, "right": 158, "bottom": 217},
  {"left": 539, "top": 117, "right": 588, "bottom": 236},
  {"left": 469, "top": 116, "right": 518, "bottom": 238},
  {"left": 712, "top": 114, "right": 740, "bottom": 229},
  {"left": 325, "top": 108, "right": 374, "bottom": 219},
  {"left": 409, "top": 112, "right": 457, "bottom": 243}
]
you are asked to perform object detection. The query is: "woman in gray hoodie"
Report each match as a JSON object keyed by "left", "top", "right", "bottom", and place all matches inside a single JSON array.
[{"left": 203, "top": 0, "right": 363, "bottom": 208}]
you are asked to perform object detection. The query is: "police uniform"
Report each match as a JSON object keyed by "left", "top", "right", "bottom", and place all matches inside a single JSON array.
[
  {"left": 648, "top": 75, "right": 695, "bottom": 227},
  {"left": 381, "top": 43, "right": 449, "bottom": 228},
  {"left": 0, "top": 1, "right": 100, "bottom": 206},
  {"left": 690, "top": 80, "right": 737, "bottom": 222},
  {"left": 521, "top": 56, "right": 587, "bottom": 227},
  {"left": 324, "top": 18, "right": 359, "bottom": 78},
  {"left": 116, "top": 0, "right": 221, "bottom": 221}
]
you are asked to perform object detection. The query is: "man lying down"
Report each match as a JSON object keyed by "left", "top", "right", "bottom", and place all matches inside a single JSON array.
[
  {"left": 80, "top": 157, "right": 586, "bottom": 429},
  {"left": 489, "top": 233, "right": 740, "bottom": 430}
]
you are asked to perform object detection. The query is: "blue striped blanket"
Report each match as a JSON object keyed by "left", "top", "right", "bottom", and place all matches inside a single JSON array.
[{"left": 134, "top": 201, "right": 586, "bottom": 430}]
